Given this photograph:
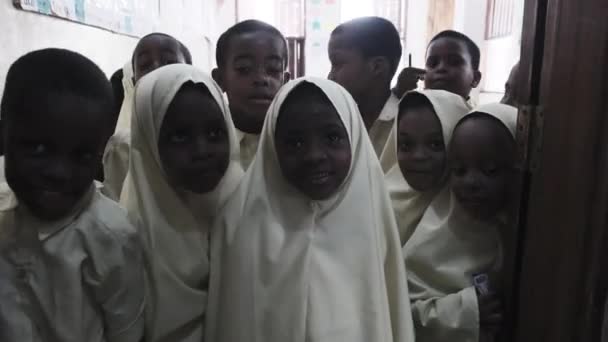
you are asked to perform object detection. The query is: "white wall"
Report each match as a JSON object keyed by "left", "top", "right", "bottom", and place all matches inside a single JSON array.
[
  {"left": 404, "top": 0, "right": 429, "bottom": 69},
  {"left": 0, "top": 0, "right": 237, "bottom": 96},
  {"left": 304, "top": 0, "right": 341, "bottom": 78}
]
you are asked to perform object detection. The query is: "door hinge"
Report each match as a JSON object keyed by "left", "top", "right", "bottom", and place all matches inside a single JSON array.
[{"left": 517, "top": 104, "right": 544, "bottom": 173}]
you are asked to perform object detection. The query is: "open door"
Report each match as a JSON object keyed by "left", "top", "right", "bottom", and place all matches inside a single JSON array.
[
  {"left": 510, "top": 0, "right": 608, "bottom": 340},
  {"left": 426, "top": 0, "right": 455, "bottom": 41}
]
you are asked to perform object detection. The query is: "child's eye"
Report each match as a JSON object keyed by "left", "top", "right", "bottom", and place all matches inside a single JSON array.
[
  {"left": 483, "top": 166, "right": 499, "bottom": 177},
  {"left": 327, "top": 132, "right": 345, "bottom": 145},
  {"left": 285, "top": 138, "right": 303, "bottom": 149},
  {"left": 429, "top": 140, "right": 445, "bottom": 151},
  {"left": 235, "top": 66, "right": 252, "bottom": 74},
  {"left": 425, "top": 57, "right": 439, "bottom": 69},
  {"left": 170, "top": 133, "right": 189, "bottom": 144},
  {"left": 75, "top": 150, "right": 97, "bottom": 163},
  {"left": 398, "top": 140, "right": 413, "bottom": 152},
  {"left": 451, "top": 166, "right": 466, "bottom": 177},
  {"left": 207, "top": 128, "right": 226, "bottom": 141},
  {"left": 25, "top": 142, "right": 49, "bottom": 156},
  {"left": 266, "top": 63, "right": 283, "bottom": 74},
  {"left": 447, "top": 55, "right": 465, "bottom": 67}
]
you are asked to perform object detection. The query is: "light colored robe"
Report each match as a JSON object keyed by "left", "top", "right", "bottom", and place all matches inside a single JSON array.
[
  {"left": 0, "top": 183, "right": 145, "bottom": 342},
  {"left": 120, "top": 64, "right": 243, "bottom": 342},
  {"left": 404, "top": 103, "right": 518, "bottom": 342},
  {"left": 206, "top": 77, "right": 415, "bottom": 342}
]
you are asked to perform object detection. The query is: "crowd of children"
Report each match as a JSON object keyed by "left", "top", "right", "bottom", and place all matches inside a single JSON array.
[{"left": 0, "top": 16, "right": 520, "bottom": 342}]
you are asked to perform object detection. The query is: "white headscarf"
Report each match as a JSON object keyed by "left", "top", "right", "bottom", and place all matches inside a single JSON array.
[
  {"left": 206, "top": 77, "right": 415, "bottom": 342},
  {"left": 101, "top": 61, "right": 134, "bottom": 200},
  {"left": 121, "top": 64, "right": 243, "bottom": 342},
  {"left": 383, "top": 90, "right": 470, "bottom": 244},
  {"left": 404, "top": 103, "right": 517, "bottom": 342},
  {"left": 116, "top": 61, "right": 135, "bottom": 131}
]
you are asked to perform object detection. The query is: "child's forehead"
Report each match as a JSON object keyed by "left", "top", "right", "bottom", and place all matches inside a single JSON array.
[
  {"left": 227, "top": 31, "right": 284, "bottom": 56},
  {"left": 278, "top": 92, "right": 343, "bottom": 127},
  {"left": 427, "top": 37, "right": 470, "bottom": 56},
  {"left": 136, "top": 35, "right": 180, "bottom": 54},
  {"left": 452, "top": 117, "right": 514, "bottom": 153},
  {"left": 13, "top": 92, "right": 108, "bottom": 126},
  {"left": 328, "top": 31, "right": 359, "bottom": 51},
  {"left": 169, "top": 86, "right": 221, "bottom": 113}
]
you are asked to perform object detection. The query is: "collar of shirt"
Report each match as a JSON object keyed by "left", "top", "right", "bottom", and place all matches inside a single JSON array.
[
  {"left": 14, "top": 185, "right": 96, "bottom": 242},
  {"left": 378, "top": 93, "right": 400, "bottom": 122}
]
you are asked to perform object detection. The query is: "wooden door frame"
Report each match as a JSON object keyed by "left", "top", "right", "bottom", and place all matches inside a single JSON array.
[{"left": 512, "top": 0, "right": 608, "bottom": 340}]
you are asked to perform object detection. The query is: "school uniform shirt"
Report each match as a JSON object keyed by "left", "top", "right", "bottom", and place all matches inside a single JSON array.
[
  {"left": 235, "top": 128, "right": 260, "bottom": 170},
  {"left": 369, "top": 92, "right": 399, "bottom": 157},
  {"left": 116, "top": 61, "right": 135, "bottom": 132},
  {"left": 404, "top": 103, "right": 517, "bottom": 342},
  {"left": 120, "top": 64, "right": 243, "bottom": 342},
  {"left": 0, "top": 183, "right": 145, "bottom": 342},
  {"left": 382, "top": 90, "right": 470, "bottom": 244},
  {"left": 206, "top": 76, "right": 415, "bottom": 342},
  {"left": 102, "top": 62, "right": 135, "bottom": 201},
  {"left": 101, "top": 130, "right": 130, "bottom": 201}
]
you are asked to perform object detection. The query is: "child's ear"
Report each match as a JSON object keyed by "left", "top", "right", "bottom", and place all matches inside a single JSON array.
[
  {"left": 369, "top": 56, "right": 390, "bottom": 78},
  {"left": 282, "top": 71, "right": 291, "bottom": 84},
  {"left": 472, "top": 70, "right": 482, "bottom": 88},
  {"left": 211, "top": 68, "right": 226, "bottom": 92}
]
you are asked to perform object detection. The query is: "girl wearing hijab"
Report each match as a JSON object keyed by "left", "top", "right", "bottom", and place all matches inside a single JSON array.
[
  {"left": 404, "top": 103, "right": 518, "bottom": 342},
  {"left": 103, "top": 33, "right": 192, "bottom": 200},
  {"left": 121, "top": 64, "right": 243, "bottom": 342},
  {"left": 383, "top": 90, "right": 469, "bottom": 244},
  {"left": 206, "top": 77, "right": 415, "bottom": 342}
]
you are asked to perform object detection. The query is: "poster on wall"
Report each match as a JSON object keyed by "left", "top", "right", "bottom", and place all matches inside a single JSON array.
[
  {"left": 13, "top": 0, "right": 159, "bottom": 37},
  {"left": 305, "top": 0, "right": 341, "bottom": 77}
]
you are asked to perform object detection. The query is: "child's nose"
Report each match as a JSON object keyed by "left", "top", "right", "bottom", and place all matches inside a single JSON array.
[
  {"left": 192, "top": 137, "right": 212, "bottom": 160},
  {"left": 435, "top": 60, "right": 449, "bottom": 73},
  {"left": 411, "top": 147, "right": 428, "bottom": 161},
  {"left": 252, "top": 67, "right": 270, "bottom": 86},
  {"left": 42, "top": 159, "right": 73, "bottom": 184},
  {"left": 463, "top": 172, "right": 482, "bottom": 192},
  {"left": 304, "top": 141, "right": 328, "bottom": 164}
]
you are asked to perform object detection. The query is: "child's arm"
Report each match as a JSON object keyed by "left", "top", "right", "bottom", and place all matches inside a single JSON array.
[
  {"left": 411, "top": 286, "right": 480, "bottom": 341},
  {"left": 83, "top": 223, "right": 146, "bottom": 342}
]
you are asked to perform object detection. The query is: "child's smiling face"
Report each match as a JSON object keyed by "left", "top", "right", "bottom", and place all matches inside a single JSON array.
[
  {"left": 397, "top": 103, "right": 446, "bottom": 192},
  {"left": 158, "top": 85, "right": 230, "bottom": 194},
  {"left": 449, "top": 115, "right": 516, "bottom": 221},
  {"left": 4, "top": 93, "right": 108, "bottom": 220},
  {"left": 275, "top": 85, "right": 352, "bottom": 201}
]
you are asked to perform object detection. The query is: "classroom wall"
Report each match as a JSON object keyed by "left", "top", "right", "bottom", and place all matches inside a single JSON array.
[
  {"left": 404, "top": 0, "right": 430, "bottom": 69},
  {"left": 0, "top": 0, "right": 237, "bottom": 97}
]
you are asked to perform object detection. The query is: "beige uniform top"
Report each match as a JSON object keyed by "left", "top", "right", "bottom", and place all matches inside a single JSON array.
[
  {"left": 369, "top": 93, "right": 399, "bottom": 157},
  {"left": 206, "top": 77, "right": 415, "bottom": 342},
  {"left": 235, "top": 129, "right": 260, "bottom": 170},
  {"left": 102, "top": 62, "right": 135, "bottom": 201},
  {"left": 0, "top": 184, "right": 145, "bottom": 342},
  {"left": 381, "top": 90, "right": 470, "bottom": 244},
  {"left": 120, "top": 64, "right": 243, "bottom": 342},
  {"left": 404, "top": 103, "right": 518, "bottom": 342}
]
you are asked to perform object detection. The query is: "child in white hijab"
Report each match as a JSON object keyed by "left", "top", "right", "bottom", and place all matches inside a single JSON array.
[
  {"left": 404, "top": 103, "right": 518, "bottom": 342},
  {"left": 383, "top": 90, "right": 469, "bottom": 243},
  {"left": 121, "top": 64, "right": 243, "bottom": 342},
  {"left": 103, "top": 33, "right": 192, "bottom": 200},
  {"left": 206, "top": 77, "right": 415, "bottom": 342}
]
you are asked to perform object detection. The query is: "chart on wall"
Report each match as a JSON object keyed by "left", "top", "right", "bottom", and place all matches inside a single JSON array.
[
  {"left": 305, "top": 0, "right": 341, "bottom": 77},
  {"left": 13, "top": 0, "right": 159, "bottom": 37}
]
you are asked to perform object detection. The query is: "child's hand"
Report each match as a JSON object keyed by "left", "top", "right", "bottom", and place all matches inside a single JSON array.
[
  {"left": 392, "top": 67, "right": 425, "bottom": 98},
  {"left": 477, "top": 291, "right": 503, "bottom": 328}
]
